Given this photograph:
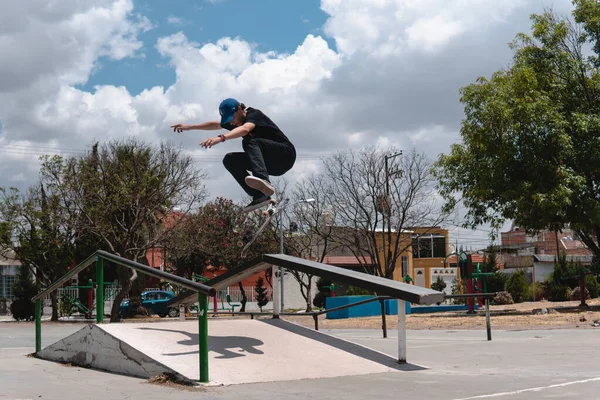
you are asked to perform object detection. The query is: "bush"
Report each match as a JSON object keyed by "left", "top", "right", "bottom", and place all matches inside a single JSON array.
[
  {"left": 58, "top": 295, "right": 75, "bottom": 317},
  {"left": 430, "top": 276, "right": 447, "bottom": 292},
  {"left": 570, "top": 286, "right": 590, "bottom": 301},
  {"left": 345, "top": 285, "right": 370, "bottom": 296},
  {"left": 313, "top": 277, "right": 334, "bottom": 308},
  {"left": 493, "top": 291, "right": 514, "bottom": 305},
  {"left": 549, "top": 283, "right": 571, "bottom": 302},
  {"left": 486, "top": 271, "right": 508, "bottom": 294},
  {"left": 505, "top": 270, "right": 530, "bottom": 303},
  {"left": 585, "top": 275, "right": 600, "bottom": 299},
  {"left": 530, "top": 283, "right": 545, "bottom": 301},
  {"left": 10, "top": 266, "right": 38, "bottom": 321},
  {"left": 450, "top": 277, "right": 468, "bottom": 305}
]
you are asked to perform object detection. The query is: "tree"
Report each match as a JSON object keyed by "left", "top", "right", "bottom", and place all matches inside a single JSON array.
[
  {"left": 319, "top": 145, "right": 450, "bottom": 279},
  {"left": 164, "top": 197, "right": 278, "bottom": 312},
  {"left": 43, "top": 138, "right": 208, "bottom": 321},
  {"left": 0, "top": 182, "right": 78, "bottom": 321},
  {"left": 434, "top": 2, "right": 600, "bottom": 259},
  {"left": 282, "top": 175, "right": 341, "bottom": 312},
  {"left": 481, "top": 245, "right": 508, "bottom": 294},
  {"left": 254, "top": 276, "right": 269, "bottom": 311}
]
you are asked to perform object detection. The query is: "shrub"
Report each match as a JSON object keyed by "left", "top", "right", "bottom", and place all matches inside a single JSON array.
[
  {"left": 486, "top": 271, "right": 508, "bottom": 294},
  {"left": 10, "top": 266, "right": 38, "bottom": 321},
  {"left": 313, "top": 277, "right": 334, "bottom": 308},
  {"left": 450, "top": 277, "right": 468, "bottom": 305},
  {"left": 430, "top": 276, "right": 447, "bottom": 292},
  {"left": 585, "top": 275, "right": 600, "bottom": 299},
  {"left": 549, "top": 283, "right": 571, "bottom": 302},
  {"left": 345, "top": 285, "right": 370, "bottom": 296},
  {"left": 505, "top": 270, "right": 530, "bottom": 303},
  {"left": 531, "top": 283, "right": 545, "bottom": 301},
  {"left": 493, "top": 291, "right": 514, "bottom": 305},
  {"left": 570, "top": 286, "right": 590, "bottom": 301},
  {"left": 58, "top": 295, "right": 75, "bottom": 317}
]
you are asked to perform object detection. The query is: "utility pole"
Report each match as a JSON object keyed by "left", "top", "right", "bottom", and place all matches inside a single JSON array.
[{"left": 383, "top": 151, "right": 402, "bottom": 277}]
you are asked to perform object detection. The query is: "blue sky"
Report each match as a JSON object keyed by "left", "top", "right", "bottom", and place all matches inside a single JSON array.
[{"left": 81, "top": 0, "right": 333, "bottom": 95}]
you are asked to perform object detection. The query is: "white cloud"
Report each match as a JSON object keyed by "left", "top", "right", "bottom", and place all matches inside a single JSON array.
[
  {"left": 167, "top": 15, "right": 184, "bottom": 25},
  {"left": 321, "top": 0, "right": 525, "bottom": 57}
]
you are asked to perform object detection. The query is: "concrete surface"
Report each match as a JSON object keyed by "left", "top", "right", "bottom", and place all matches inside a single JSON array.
[
  {"left": 1, "top": 321, "right": 600, "bottom": 399},
  {"left": 37, "top": 319, "right": 403, "bottom": 385}
]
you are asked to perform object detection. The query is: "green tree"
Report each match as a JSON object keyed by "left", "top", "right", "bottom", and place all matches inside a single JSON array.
[
  {"left": 433, "top": 1, "right": 600, "bottom": 257},
  {"left": 43, "top": 138, "right": 208, "bottom": 322},
  {"left": 0, "top": 181, "right": 78, "bottom": 321},
  {"left": 164, "top": 197, "right": 278, "bottom": 312},
  {"left": 254, "top": 276, "right": 269, "bottom": 311},
  {"left": 506, "top": 270, "right": 531, "bottom": 303},
  {"left": 481, "top": 245, "right": 508, "bottom": 294}
]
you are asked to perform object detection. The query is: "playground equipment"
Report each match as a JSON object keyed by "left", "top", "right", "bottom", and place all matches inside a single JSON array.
[{"left": 444, "top": 247, "right": 495, "bottom": 314}]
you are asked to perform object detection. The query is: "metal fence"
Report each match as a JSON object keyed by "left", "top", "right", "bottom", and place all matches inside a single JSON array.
[{"left": 41, "top": 285, "right": 271, "bottom": 306}]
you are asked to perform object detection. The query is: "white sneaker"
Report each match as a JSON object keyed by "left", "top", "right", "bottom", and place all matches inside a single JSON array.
[{"left": 245, "top": 176, "right": 275, "bottom": 197}]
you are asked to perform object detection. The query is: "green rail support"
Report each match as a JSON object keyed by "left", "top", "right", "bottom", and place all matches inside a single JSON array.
[
  {"left": 31, "top": 249, "right": 215, "bottom": 383},
  {"left": 35, "top": 299, "right": 41, "bottom": 353},
  {"left": 198, "top": 292, "right": 209, "bottom": 383},
  {"left": 96, "top": 257, "right": 104, "bottom": 323}
]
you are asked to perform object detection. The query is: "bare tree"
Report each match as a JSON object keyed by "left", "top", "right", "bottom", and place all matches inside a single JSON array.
[
  {"left": 283, "top": 175, "right": 342, "bottom": 311},
  {"left": 320, "top": 145, "right": 450, "bottom": 279}
]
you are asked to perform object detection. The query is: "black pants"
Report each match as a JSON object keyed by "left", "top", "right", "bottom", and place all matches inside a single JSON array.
[{"left": 223, "top": 137, "right": 296, "bottom": 199}]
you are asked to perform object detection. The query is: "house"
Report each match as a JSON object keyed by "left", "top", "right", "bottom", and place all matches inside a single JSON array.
[
  {"left": 499, "top": 224, "right": 593, "bottom": 283},
  {"left": 0, "top": 251, "right": 21, "bottom": 314}
]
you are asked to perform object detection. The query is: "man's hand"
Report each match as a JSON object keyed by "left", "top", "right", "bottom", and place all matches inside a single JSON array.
[
  {"left": 171, "top": 124, "right": 190, "bottom": 133},
  {"left": 200, "top": 137, "right": 222, "bottom": 149}
]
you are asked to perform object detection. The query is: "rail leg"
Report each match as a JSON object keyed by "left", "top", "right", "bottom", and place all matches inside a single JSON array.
[
  {"left": 485, "top": 298, "right": 492, "bottom": 341},
  {"left": 397, "top": 299, "right": 406, "bottom": 363},
  {"left": 380, "top": 298, "right": 387, "bottom": 338},
  {"left": 198, "top": 293, "right": 209, "bottom": 383},
  {"left": 35, "top": 299, "right": 41, "bottom": 353},
  {"left": 272, "top": 266, "right": 280, "bottom": 319}
]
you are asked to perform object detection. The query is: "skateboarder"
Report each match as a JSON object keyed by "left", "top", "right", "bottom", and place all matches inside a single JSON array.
[{"left": 171, "top": 98, "right": 296, "bottom": 211}]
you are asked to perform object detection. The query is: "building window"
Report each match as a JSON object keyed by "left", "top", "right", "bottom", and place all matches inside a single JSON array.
[
  {"left": 413, "top": 234, "right": 446, "bottom": 259},
  {"left": 402, "top": 256, "right": 408, "bottom": 276},
  {"left": 0, "top": 275, "right": 15, "bottom": 299}
]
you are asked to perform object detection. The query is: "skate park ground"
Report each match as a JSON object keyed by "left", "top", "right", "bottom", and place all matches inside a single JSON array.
[{"left": 1, "top": 319, "right": 600, "bottom": 400}]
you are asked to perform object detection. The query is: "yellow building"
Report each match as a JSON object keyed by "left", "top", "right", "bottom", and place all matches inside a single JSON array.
[
  {"left": 319, "top": 226, "right": 453, "bottom": 290},
  {"left": 407, "top": 227, "right": 453, "bottom": 288}
]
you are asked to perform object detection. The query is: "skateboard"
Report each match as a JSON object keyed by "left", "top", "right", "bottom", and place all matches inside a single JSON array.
[{"left": 240, "top": 198, "right": 290, "bottom": 258}]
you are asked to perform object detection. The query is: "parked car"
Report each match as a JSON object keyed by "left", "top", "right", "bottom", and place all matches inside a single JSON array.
[{"left": 119, "top": 290, "right": 178, "bottom": 318}]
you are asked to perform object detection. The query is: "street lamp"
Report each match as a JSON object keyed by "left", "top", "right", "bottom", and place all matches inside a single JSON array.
[{"left": 280, "top": 198, "right": 315, "bottom": 312}]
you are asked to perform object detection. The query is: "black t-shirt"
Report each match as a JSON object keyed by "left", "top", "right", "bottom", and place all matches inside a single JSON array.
[{"left": 224, "top": 107, "right": 294, "bottom": 146}]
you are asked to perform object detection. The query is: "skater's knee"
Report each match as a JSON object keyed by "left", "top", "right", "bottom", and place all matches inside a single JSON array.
[{"left": 222, "top": 152, "right": 236, "bottom": 169}]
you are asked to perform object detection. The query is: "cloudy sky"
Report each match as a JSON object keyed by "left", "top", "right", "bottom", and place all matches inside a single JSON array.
[{"left": 0, "top": 0, "right": 576, "bottom": 250}]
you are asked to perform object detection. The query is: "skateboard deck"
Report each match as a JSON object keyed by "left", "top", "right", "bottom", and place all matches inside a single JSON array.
[{"left": 240, "top": 198, "right": 290, "bottom": 258}]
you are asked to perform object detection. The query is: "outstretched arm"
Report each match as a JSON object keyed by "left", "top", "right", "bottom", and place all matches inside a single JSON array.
[
  {"left": 200, "top": 122, "right": 255, "bottom": 148},
  {"left": 171, "top": 121, "right": 221, "bottom": 132}
]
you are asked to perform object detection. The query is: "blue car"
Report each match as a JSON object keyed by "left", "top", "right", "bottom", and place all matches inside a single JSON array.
[{"left": 120, "top": 290, "right": 178, "bottom": 318}]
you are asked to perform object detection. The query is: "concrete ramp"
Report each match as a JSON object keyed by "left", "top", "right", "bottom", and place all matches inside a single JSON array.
[
  {"left": 36, "top": 324, "right": 190, "bottom": 383},
  {"left": 37, "top": 319, "right": 413, "bottom": 386}
]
